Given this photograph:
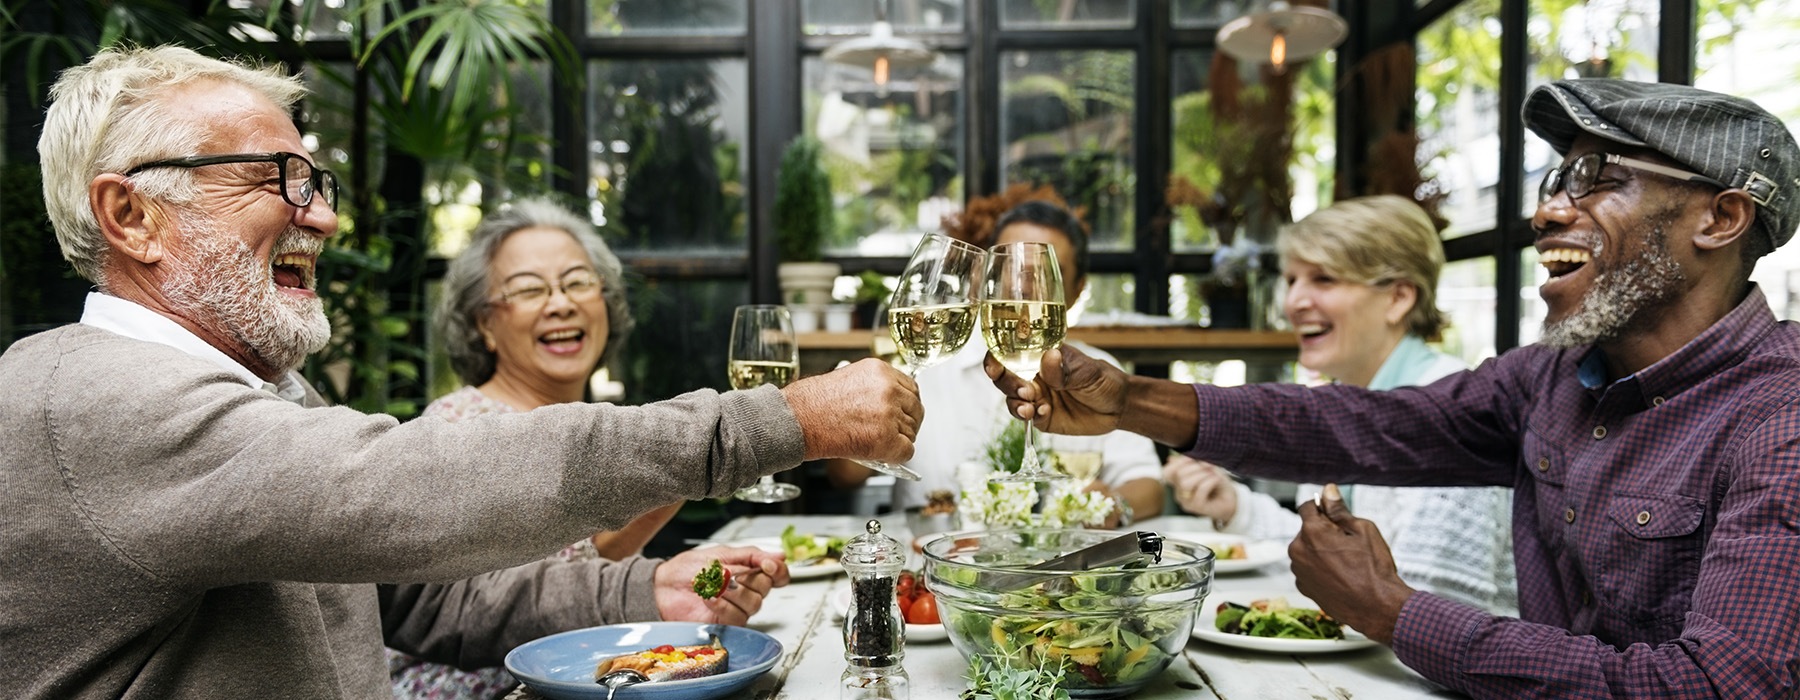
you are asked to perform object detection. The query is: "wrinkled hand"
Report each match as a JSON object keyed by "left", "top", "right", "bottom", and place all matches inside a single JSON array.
[
  {"left": 984, "top": 346, "right": 1130, "bottom": 436},
  {"left": 784, "top": 359, "right": 922, "bottom": 462},
  {"left": 653, "top": 546, "right": 790, "bottom": 626},
  {"left": 1289, "top": 484, "right": 1413, "bottom": 645},
  {"left": 1162, "top": 455, "right": 1239, "bottom": 524}
]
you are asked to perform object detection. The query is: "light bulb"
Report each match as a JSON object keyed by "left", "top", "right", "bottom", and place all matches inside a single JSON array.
[
  {"left": 874, "top": 55, "right": 890, "bottom": 88},
  {"left": 1270, "top": 31, "right": 1288, "bottom": 71}
]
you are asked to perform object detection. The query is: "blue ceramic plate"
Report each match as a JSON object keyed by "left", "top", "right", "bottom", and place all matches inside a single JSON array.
[{"left": 504, "top": 622, "right": 782, "bottom": 700}]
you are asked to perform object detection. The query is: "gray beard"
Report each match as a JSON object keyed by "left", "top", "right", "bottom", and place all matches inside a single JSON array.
[
  {"left": 159, "top": 213, "right": 330, "bottom": 374},
  {"left": 1540, "top": 211, "right": 1686, "bottom": 349}
]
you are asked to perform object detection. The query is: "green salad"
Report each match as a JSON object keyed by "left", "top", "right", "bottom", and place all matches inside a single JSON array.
[
  {"left": 1213, "top": 597, "right": 1343, "bottom": 640},
  {"left": 780, "top": 525, "right": 845, "bottom": 564},
  {"left": 936, "top": 563, "right": 1195, "bottom": 690}
]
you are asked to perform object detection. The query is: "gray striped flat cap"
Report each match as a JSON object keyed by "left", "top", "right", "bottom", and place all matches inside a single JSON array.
[{"left": 1524, "top": 78, "right": 1800, "bottom": 253}]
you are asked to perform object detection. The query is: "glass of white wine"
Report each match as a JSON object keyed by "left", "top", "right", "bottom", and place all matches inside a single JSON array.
[
  {"left": 728, "top": 304, "right": 802, "bottom": 503},
  {"left": 857, "top": 233, "right": 986, "bottom": 482},
  {"left": 979, "top": 240, "right": 1067, "bottom": 483}
]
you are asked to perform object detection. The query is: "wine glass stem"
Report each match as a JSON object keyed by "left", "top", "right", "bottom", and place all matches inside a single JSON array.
[{"left": 1020, "top": 422, "right": 1039, "bottom": 473}]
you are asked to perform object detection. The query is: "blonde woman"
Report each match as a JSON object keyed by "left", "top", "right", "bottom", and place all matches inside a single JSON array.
[{"left": 1165, "top": 195, "right": 1517, "bottom": 615}]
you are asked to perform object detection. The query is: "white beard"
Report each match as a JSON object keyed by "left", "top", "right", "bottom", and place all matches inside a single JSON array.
[
  {"left": 1540, "top": 213, "right": 1686, "bottom": 349},
  {"left": 159, "top": 212, "right": 330, "bottom": 374}
]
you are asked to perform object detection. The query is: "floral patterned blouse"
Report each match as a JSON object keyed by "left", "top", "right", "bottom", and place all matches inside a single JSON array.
[{"left": 386, "top": 386, "right": 601, "bottom": 699}]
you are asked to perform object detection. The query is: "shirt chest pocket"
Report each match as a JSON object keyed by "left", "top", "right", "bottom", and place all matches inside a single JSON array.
[{"left": 1592, "top": 493, "right": 1706, "bottom": 627}]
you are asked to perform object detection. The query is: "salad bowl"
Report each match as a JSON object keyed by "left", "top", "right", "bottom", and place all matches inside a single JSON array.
[{"left": 921, "top": 529, "right": 1214, "bottom": 698}]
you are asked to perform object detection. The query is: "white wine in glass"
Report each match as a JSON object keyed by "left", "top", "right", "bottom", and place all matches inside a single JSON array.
[
  {"left": 728, "top": 305, "right": 802, "bottom": 503},
  {"left": 857, "top": 233, "right": 986, "bottom": 482},
  {"left": 980, "top": 241, "right": 1067, "bottom": 483}
]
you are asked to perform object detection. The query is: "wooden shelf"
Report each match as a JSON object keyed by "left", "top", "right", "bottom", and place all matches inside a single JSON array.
[{"left": 798, "top": 327, "right": 1296, "bottom": 372}]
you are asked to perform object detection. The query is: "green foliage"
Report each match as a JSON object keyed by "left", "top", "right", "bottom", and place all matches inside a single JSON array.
[
  {"left": 982, "top": 420, "right": 1054, "bottom": 475},
  {"left": 960, "top": 652, "right": 1072, "bottom": 700},
  {"left": 774, "top": 135, "right": 832, "bottom": 262},
  {"left": 301, "top": 237, "right": 426, "bottom": 418}
]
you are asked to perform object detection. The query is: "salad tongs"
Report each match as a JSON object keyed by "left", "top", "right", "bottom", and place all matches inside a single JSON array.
[{"left": 985, "top": 531, "right": 1163, "bottom": 591}]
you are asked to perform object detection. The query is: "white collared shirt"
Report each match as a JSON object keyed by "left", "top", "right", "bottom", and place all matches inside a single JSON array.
[
  {"left": 79, "top": 292, "right": 309, "bottom": 404},
  {"left": 890, "top": 340, "right": 1163, "bottom": 511}
]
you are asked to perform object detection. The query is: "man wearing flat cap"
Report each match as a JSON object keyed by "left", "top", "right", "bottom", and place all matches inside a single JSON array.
[{"left": 988, "top": 78, "right": 1800, "bottom": 698}]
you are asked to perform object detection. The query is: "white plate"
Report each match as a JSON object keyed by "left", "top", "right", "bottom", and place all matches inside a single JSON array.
[
  {"left": 1191, "top": 590, "right": 1377, "bottom": 654},
  {"left": 1159, "top": 532, "right": 1285, "bottom": 574},
  {"left": 832, "top": 585, "right": 949, "bottom": 642},
  {"left": 706, "top": 537, "right": 843, "bottom": 580}
]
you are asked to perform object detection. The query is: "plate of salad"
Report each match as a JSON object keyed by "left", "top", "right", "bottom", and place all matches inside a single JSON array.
[
  {"left": 1192, "top": 590, "right": 1377, "bottom": 654},
  {"left": 711, "top": 526, "right": 846, "bottom": 580},
  {"left": 1158, "top": 532, "right": 1285, "bottom": 575}
]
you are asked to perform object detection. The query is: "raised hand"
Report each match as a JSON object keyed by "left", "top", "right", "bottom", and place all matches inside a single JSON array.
[
  {"left": 1163, "top": 455, "right": 1239, "bottom": 524},
  {"left": 984, "top": 345, "right": 1132, "bottom": 437},
  {"left": 784, "top": 358, "right": 923, "bottom": 463},
  {"left": 652, "top": 546, "right": 790, "bottom": 626},
  {"left": 1288, "top": 484, "right": 1414, "bottom": 645}
]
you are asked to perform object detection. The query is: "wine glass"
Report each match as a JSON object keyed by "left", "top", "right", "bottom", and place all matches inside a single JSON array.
[
  {"left": 728, "top": 305, "right": 803, "bottom": 503},
  {"left": 979, "top": 241, "right": 1067, "bottom": 483},
  {"left": 857, "top": 233, "right": 986, "bottom": 482}
]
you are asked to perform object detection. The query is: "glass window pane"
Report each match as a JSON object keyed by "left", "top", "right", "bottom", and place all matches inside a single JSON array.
[
  {"left": 1417, "top": 0, "right": 1502, "bottom": 238},
  {"left": 1074, "top": 272, "right": 1132, "bottom": 327},
  {"left": 1518, "top": 247, "right": 1547, "bottom": 345},
  {"left": 298, "top": 63, "right": 370, "bottom": 200},
  {"left": 619, "top": 279, "right": 750, "bottom": 403},
  {"left": 1000, "top": 0, "right": 1133, "bottom": 29},
  {"left": 1438, "top": 256, "right": 1498, "bottom": 366},
  {"left": 1168, "top": 272, "right": 1282, "bottom": 331},
  {"left": 1695, "top": 1, "right": 1800, "bottom": 320},
  {"left": 1000, "top": 50, "right": 1135, "bottom": 250},
  {"left": 804, "top": 54, "right": 965, "bottom": 257},
  {"left": 1173, "top": 0, "right": 1254, "bottom": 28},
  {"left": 230, "top": 0, "right": 367, "bottom": 41},
  {"left": 588, "top": 59, "right": 749, "bottom": 253},
  {"left": 1520, "top": 0, "right": 1660, "bottom": 218},
  {"left": 590, "top": 0, "right": 746, "bottom": 36},
  {"left": 430, "top": 62, "right": 556, "bottom": 256},
  {"left": 803, "top": 0, "right": 962, "bottom": 34},
  {"left": 1169, "top": 50, "right": 1335, "bottom": 253}
]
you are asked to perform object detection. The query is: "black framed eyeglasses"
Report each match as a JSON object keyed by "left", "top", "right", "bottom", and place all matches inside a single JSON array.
[
  {"left": 1539, "top": 152, "right": 1727, "bottom": 206},
  {"left": 125, "top": 152, "right": 339, "bottom": 211}
]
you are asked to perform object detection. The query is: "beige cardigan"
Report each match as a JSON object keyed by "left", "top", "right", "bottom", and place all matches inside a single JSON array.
[{"left": 0, "top": 324, "right": 804, "bottom": 699}]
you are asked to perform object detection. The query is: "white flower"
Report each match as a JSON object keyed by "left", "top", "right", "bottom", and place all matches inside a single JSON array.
[{"left": 957, "top": 479, "right": 1116, "bottom": 529}]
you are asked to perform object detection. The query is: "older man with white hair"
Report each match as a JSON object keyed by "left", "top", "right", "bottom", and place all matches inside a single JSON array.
[{"left": 1, "top": 45, "right": 923, "bottom": 698}]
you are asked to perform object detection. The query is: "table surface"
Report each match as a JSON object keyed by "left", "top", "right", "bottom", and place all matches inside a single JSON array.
[{"left": 510, "top": 514, "right": 1465, "bottom": 700}]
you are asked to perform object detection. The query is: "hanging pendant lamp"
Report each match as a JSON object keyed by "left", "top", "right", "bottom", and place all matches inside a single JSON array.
[
  {"left": 823, "top": 1, "right": 936, "bottom": 96},
  {"left": 1216, "top": 1, "right": 1348, "bottom": 74}
]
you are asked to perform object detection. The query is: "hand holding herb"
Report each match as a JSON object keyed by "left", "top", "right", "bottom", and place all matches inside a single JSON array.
[{"left": 691, "top": 559, "right": 730, "bottom": 599}]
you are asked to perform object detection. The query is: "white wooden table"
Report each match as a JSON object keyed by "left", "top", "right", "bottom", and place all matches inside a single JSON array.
[{"left": 511, "top": 514, "right": 1465, "bottom": 699}]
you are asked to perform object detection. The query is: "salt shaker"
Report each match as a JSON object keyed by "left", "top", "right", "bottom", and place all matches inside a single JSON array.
[{"left": 839, "top": 519, "right": 909, "bottom": 699}]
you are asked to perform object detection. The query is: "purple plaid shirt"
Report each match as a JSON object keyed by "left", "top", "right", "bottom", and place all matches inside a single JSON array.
[{"left": 1186, "top": 286, "right": 1800, "bottom": 699}]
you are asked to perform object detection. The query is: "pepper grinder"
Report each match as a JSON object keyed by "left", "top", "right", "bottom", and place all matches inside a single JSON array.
[{"left": 839, "top": 519, "right": 909, "bottom": 700}]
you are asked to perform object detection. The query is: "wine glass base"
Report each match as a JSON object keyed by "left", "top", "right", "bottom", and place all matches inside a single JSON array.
[
  {"left": 735, "top": 482, "right": 801, "bottom": 503},
  {"left": 856, "top": 459, "right": 922, "bottom": 481}
]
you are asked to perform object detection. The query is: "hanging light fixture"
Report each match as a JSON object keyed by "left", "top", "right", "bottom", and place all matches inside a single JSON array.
[
  {"left": 1216, "top": 1, "right": 1348, "bottom": 75},
  {"left": 823, "top": 0, "right": 936, "bottom": 97}
]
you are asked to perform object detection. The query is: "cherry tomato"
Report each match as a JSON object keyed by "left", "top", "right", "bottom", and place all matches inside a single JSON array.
[
  {"left": 906, "top": 591, "right": 940, "bottom": 625},
  {"left": 651, "top": 644, "right": 675, "bottom": 654},
  {"left": 896, "top": 571, "right": 916, "bottom": 600}
]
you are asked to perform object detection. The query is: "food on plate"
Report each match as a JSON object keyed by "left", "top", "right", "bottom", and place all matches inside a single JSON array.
[
  {"left": 896, "top": 570, "right": 941, "bottom": 625},
  {"left": 780, "top": 524, "right": 846, "bottom": 565},
  {"left": 592, "top": 637, "right": 729, "bottom": 683},
  {"left": 691, "top": 559, "right": 729, "bottom": 599},
  {"left": 921, "top": 490, "right": 957, "bottom": 516},
  {"left": 1213, "top": 597, "right": 1344, "bottom": 640},
  {"left": 1207, "top": 542, "right": 1249, "bottom": 560}
]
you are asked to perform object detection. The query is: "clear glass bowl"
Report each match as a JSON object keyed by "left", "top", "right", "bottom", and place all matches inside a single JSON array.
[{"left": 920, "top": 529, "right": 1214, "bottom": 698}]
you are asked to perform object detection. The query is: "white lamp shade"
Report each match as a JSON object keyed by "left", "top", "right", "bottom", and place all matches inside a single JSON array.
[
  {"left": 822, "top": 21, "right": 936, "bottom": 70},
  {"left": 1216, "top": 2, "right": 1348, "bottom": 65}
]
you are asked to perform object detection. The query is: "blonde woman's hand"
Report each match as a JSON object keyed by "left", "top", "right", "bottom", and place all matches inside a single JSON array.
[{"left": 1162, "top": 455, "right": 1239, "bottom": 525}]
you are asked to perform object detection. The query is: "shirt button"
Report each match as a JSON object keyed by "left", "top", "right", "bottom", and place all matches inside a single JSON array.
[
  {"left": 1652, "top": 396, "right": 1665, "bottom": 406},
  {"left": 1537, "top": 457, "right": 1549, "bottom": 472},
  {"left": 1565, "top": 508, "right": 1576, "bottom": 523},
  {"left": 1636, "top": 510, "right": 1651, "bottom": 526},
  {"left": 1592, "top": 426, "right": 1607, "bottom": 439}
]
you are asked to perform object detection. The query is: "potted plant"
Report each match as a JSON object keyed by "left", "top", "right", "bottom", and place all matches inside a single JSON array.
[{"left": 774, "top": 136, "right": 840, "bottom": 310}]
